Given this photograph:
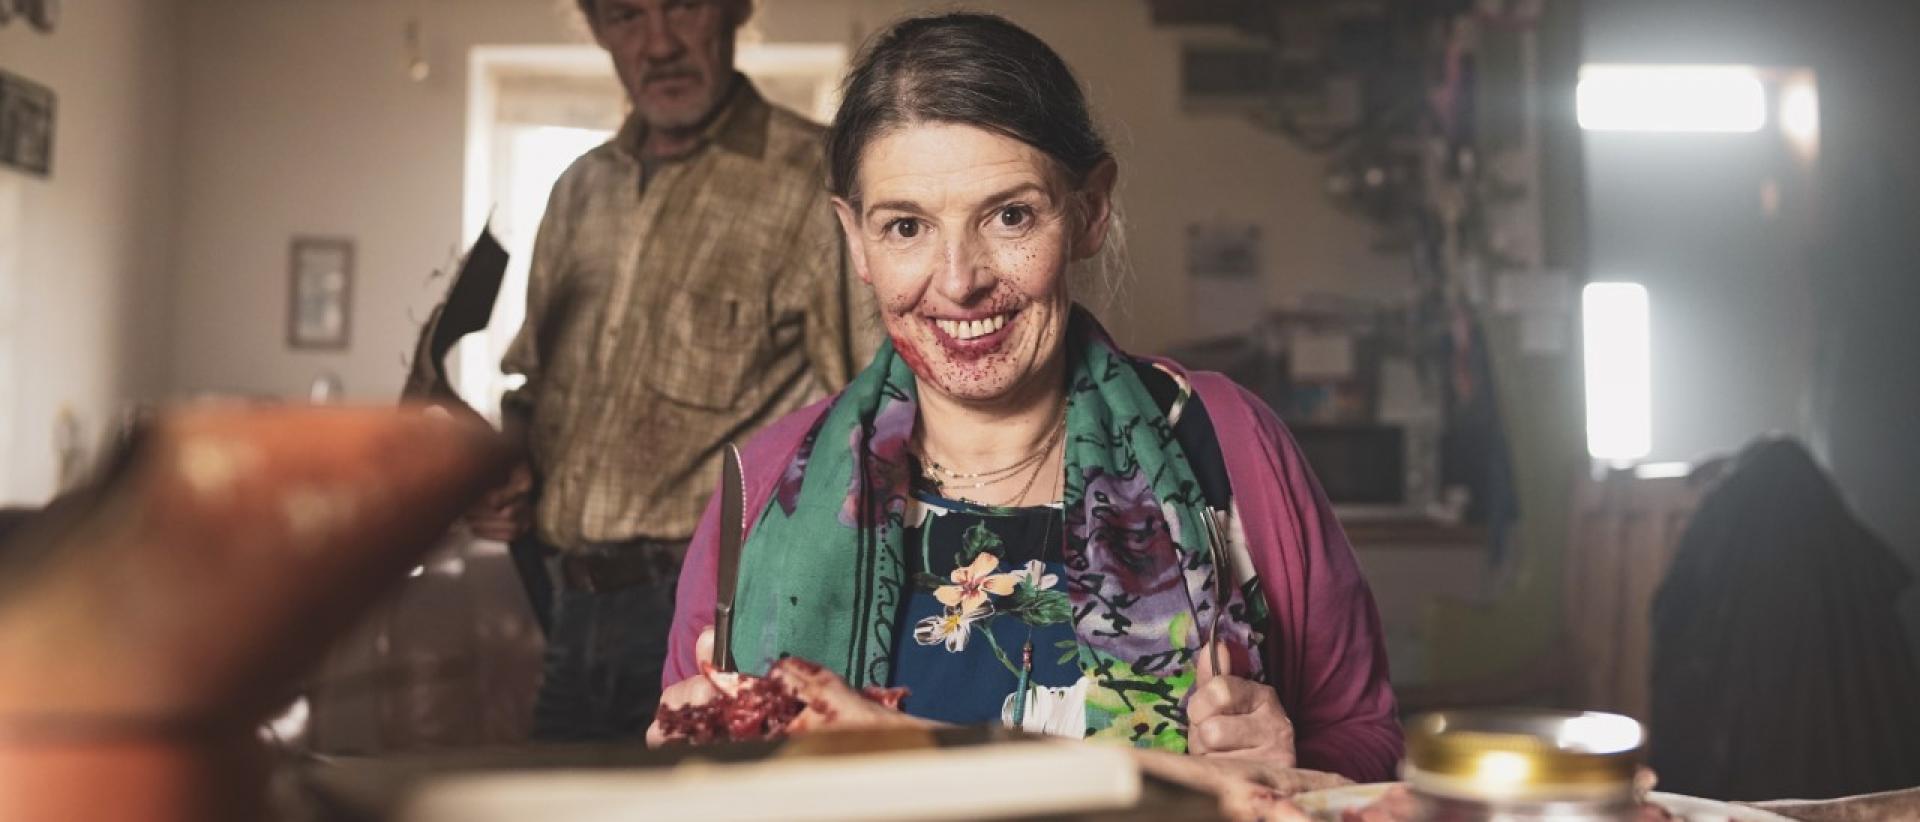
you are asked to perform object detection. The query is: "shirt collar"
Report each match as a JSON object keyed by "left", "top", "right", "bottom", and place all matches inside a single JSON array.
[{"left": 615, "top": 73, "right": 770, "bottom": 163}]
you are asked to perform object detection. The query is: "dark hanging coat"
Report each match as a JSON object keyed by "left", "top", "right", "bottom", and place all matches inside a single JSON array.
[{"left": 1649, "top": 437, "right": 1920, "bottom": 800}]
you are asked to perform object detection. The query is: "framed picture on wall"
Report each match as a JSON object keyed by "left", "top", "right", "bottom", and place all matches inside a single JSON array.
[
  {"left": 0, "top": 68, "right": 56, "bottom": 177},
  {"left": 288, "top": 237, "right": 353, "bottom": 350}
]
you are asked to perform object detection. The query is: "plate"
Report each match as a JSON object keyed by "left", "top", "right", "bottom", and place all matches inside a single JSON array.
[
  {"left": 1290, "top": 783, "right": 1396, "bottom": 817},
  {"left": 1290, "top": 783, "right": 1797, "bottom": 821}
]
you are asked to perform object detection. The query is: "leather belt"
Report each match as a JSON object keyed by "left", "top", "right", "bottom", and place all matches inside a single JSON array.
[{"left": 557, "top": 540, "right": 687, "bottom": 594}]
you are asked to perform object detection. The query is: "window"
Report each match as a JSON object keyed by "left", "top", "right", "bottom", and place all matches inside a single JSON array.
[
  {"left": 1582, "top": 282, "right": 1652, "bottom": 463},
  {"left": 1577, "top": 64, "right": 1767, "bottom": 133}
]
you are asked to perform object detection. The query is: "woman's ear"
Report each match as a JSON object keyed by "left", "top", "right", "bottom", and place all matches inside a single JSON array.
[
  {"left": 832, "top": 197, "right": 872, "bottom": 285},
  {"left": 1071, "top": 158, "right": 1119, "bottom": 262}
]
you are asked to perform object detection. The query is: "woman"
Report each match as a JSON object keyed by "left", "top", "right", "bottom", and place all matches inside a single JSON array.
[{"left": 651, "top": 12, "right": 1401, "bottom": 785}]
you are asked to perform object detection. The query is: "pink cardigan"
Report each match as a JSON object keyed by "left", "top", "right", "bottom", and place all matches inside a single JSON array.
[{"left": 664, "top": 366, "right": 1404, "bottom": 782}]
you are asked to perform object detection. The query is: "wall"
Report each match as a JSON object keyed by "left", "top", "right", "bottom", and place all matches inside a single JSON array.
[
  {"left": 165, "top": 0, "right": 1404, "bottom": 403},
  {"left": 1798, "top": 0, "right": 1920, "bottom": 654},
  {"left": 0, "top": 0, "right": 180, "bottom": 503},
  {"left": 810, "top": 0, "right": 1410, "bottom": 351},
  {"left": 1581, "top": 1, "right": 1822, "bottom": 466},
  {"left": 169, "top": 0, "right": 586, "bottom": 402},
  {"left": 1403, "top": 0, "right": 1589, "bottom": 687}
]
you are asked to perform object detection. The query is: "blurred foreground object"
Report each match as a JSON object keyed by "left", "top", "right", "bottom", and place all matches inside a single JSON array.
[
  {"left": 295, "top": 725, "right": 1328, "bottom": 822},
  {"left": 1296, "top": 709, "right": 1803, "bottom": 820},
  {"left": 403, "top": 731, "right": 1142, "bottom": 822},
  {"left": 1404, "top": 709, "right": 1643, "bottom": 820},
  {"left": 0, "top": 405, "right": 511, "bottom": 822},
  {"left": 1650, "top": 437, "right": 1920, "bottom": 800}
]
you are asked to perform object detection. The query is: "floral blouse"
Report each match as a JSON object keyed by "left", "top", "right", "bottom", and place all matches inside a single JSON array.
[
  {"left": 887, "top": 363, "right": 1256, "bottom": 737},
  {"left": 889, "top": 492, "right": 1083, "bottom": 731}
]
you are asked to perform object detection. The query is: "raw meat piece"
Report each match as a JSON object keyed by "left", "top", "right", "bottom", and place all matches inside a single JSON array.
[{"left": 653, "top": 658, "right": 908, "bottom": 744}]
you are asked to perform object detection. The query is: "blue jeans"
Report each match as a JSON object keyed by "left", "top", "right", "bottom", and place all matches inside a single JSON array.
[{"left": 530, "top": 556, "right": 679, "bottom": 742}]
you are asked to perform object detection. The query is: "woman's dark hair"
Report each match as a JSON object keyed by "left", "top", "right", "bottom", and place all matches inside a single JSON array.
[{"left": 826, "top": 13, "right": 1111, "bottom": 204}]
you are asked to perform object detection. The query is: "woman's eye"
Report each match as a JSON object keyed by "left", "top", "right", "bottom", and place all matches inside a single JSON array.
[
  {"left": 885, "top": 218, "right": 922, "bottom": 240},
  {"left": 995, "top": 206, "right": 1032, "bottom": 228}
]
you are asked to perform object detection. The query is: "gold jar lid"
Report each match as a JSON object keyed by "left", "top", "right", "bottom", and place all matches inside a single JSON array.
[{"left": 1405, "top": 710, "right": 1644, "bottom": 799}]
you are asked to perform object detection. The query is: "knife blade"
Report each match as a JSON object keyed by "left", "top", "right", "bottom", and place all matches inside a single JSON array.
[{"left": 711, "top": 442, "right": 745, "bottom": 672}]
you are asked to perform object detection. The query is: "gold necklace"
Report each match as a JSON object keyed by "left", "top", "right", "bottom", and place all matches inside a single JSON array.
[
  {"left": 996, "top": 431, "right": 1062, "bottom": 507},
  {"left": 918, "top": 406, "right": 1066, "bottom": 493},
  {"left": 921, "top": 438, "right": 1052, "bottom": 485}
]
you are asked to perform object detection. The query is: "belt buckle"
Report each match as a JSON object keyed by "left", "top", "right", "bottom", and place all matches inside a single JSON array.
[{"left": 568, "top": 557, "right": 601, "bottom": 594}]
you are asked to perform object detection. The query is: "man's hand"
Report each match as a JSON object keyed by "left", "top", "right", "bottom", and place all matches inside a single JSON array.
[
  {"left": 465, "top": 462, "right": 533, "bottom": 542},
  {"left": 1187, "top": 642, "right": 1297, "bottom": 763}
]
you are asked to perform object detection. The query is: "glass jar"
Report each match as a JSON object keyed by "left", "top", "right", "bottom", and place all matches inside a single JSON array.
[{"left": 1404, "top": 709, "right": 1645, "bottom": 821}]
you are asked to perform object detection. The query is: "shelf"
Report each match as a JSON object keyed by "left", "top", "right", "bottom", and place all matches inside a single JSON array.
[{"left": 1341, "top": 517, "right": 1486, "bottom": 549}]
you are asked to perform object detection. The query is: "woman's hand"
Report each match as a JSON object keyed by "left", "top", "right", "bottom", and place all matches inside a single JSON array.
[
  {"left": 1140, "top": 643, "right": 1334, "bottom": 820},
  {"left": 1187, "top": 642, "right": 1297, "bottom": 763},
  {"left": 645, "top": 629, "right": 929, "bottom": 747},
  {"left": 1131, "top": 748, "right": 1342, "bottom": 822},
  {"left": 645, "top": 628, "right": 724, "bottom": 748},
  {"left": 1339, "top": 784, "right": 1417, "bottom": 822}
]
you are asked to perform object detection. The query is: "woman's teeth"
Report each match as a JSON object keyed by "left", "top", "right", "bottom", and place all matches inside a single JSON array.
[{"left": 934, "top": 314, "right": 1008, "bottom": 341}]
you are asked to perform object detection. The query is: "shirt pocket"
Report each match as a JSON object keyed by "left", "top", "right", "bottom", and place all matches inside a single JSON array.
[{"left": 644, "top": 286, "right": 767, "bottom": 410}]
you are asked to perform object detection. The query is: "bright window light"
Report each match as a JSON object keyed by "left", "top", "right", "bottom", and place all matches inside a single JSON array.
[
  {"left": 1577, "top": 64, "right": 1767, "bottom": 133},
  {"left": 1779, "top": 72, "right": 1820, "bottom": 160},
  {"left": 1779, "top": 80, "right": 1818, "bottom": 141},
  {"left": 1633, "top": 461, "right": 1692, "bottom": 479},
  {"left": 1584, "top": 282, "right": 1652, "bottom": 463}
]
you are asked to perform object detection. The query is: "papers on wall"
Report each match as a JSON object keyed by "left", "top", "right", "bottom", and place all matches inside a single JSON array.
[
  {"left": 1495, "top": 269, "right": 1574, "bottom": 355},
  {"left": 1186, "top": 221, "right": 1264, "bottom": 339},
  {"left": 1291, "top": 331, "right": 1356, "bottom": 380}
]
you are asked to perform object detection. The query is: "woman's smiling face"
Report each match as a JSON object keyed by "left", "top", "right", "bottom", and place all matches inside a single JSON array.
[{"left": 835, "top": 123, "right": 1111, "bottom": 405}]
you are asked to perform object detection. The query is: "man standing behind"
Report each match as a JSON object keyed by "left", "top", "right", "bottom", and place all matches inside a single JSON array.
[{"left": 467, "top": 0, "right": 873, "bottom": 741}]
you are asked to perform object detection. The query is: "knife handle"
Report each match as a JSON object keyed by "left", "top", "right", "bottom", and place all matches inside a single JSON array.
[{"left": 711, "top": 604, "right": 734, "bottom": 672}]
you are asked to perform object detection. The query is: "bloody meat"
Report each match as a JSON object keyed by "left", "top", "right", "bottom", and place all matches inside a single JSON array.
[{"left": 654, "top": 657, "right": 909, "bottom": 744}]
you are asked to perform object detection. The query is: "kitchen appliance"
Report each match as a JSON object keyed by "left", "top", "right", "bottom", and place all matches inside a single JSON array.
[{"left": 1290, "top": 420, "right": 1441, "bottom": 520}]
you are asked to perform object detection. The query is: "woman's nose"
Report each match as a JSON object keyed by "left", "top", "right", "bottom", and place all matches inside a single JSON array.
[{"left": 932, "top": 235, "right": 996, "bottom": 304}]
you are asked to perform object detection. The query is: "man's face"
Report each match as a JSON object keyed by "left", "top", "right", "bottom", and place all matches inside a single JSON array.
[{"left": 591, "top": 0, "right": 743, "bottom": 132}]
